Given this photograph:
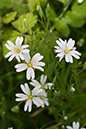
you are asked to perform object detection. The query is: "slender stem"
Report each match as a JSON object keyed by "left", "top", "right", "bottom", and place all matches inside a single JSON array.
[{"left": 76, "top": 69, "right": 84, "bottom": 75}]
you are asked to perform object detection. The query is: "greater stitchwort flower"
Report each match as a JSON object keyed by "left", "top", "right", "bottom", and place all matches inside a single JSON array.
[
  {"left": 5, "top": 37, "right": 29, "bottom": 62},
  {"left": 15, "top": 53, "right": 45, "bottom": 80},
  {"left": 54, "top": 38, "right": 81, "bottom": 63},
  {"left": 15, "top": 83, "right": 44, "bottom": 112},
  {"left": 30, "top": 74, "right": 54, "bottom": 90},
  {"left": 66, "top": 121, "right": 85, "bottom": 129}
]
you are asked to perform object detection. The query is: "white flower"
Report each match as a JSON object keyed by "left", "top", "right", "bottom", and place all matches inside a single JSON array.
[
  {"left": 5, "top": 37, "right": 29, "bottom": 62},
  {"left": 54, "top": 38, "right": 81, "bottom": 63},
  {"left": 15, "top": 83, "right": 44, "bottom": 112},
  {"left": 66, "top": 121, "right": 85, "bottom": 129},
  {"left": 70, "top": 87, "right": 75, "bottom": 92},
  {"left": 37, "top": 90, "right": 49, "bottom": 108},
  {"left": 78, "top": 0, "right": 84, "bottom": 3},
  {"left": 15, "top": 53, "right": 45, "bottom": 80},
  {"left": 30, "top": 74, "right": 54, "bottom": 90}
]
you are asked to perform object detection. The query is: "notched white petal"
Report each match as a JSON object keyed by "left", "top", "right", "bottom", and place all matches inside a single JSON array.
[{"left": 5, "top": 52, "right": 12, "bottom": 58}]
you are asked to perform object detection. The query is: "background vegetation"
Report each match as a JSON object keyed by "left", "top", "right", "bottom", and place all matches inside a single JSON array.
[{"left": 0, "top": 0, "right": 86, "bottom": 128}]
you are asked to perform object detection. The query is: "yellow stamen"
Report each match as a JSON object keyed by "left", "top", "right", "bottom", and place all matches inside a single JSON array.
[
  {"left": 40, "top": 97, "right": 44, "bottom": 100},
  {"left": 64, "top": 46, "right": 70, "bottom": 54},
  {"left": 41, "top": 85, "right": 44, "bottom": 89},
  {"left": 27, "top": 63, "right": 32, "bottom": 67},
  {"left": 29, "top": 95, "right": 33, "bottom": 99},
  {"left": 13, "top": 47, "right": 21, "bottom": 53}
]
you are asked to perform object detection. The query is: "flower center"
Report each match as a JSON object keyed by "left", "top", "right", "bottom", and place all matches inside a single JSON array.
[
  {"left": 29, "top": 95, "right": 33, "bottom": 99},
  {"left": 13, "top": 47, "right": 21, "bottom": 53},
  {"left": 41, "top": 85, "right": 44, "bottom": 89},
  {"left": 40, "top": 97, "right": 44, "bottom": 100},
  {"left": 27, "top": 63, "right": 32, "bottom": 67},
  {"left": 64, "top": 46, "right": 70, "bottom": 54}
]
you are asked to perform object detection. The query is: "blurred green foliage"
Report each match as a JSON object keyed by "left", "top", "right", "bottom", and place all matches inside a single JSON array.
[{"left": 0, "top": 0, "right": 86, "bottom": 129}]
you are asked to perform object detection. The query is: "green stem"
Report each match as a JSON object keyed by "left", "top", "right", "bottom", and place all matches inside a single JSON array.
[{"left": 76, "top": 69, "right": 84, "bottom": 75}]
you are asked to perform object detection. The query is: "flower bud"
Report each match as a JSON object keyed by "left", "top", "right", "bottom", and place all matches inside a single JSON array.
[{"left": 11, "top": 105, "right": 19, "bottom": 113}]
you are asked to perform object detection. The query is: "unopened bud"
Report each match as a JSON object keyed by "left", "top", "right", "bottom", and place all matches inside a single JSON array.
[
  {"left": 70, "top": 87, "right": 75, "bottom": 92},
  {"left": 64, "top": 116, "right": 68, "bottom": 120},
  {"left": 36, "top": 5, "right": 40, "bottom": 11},
  {"left": 46, "top": 4, "right": 50, "bottom": 18},
  {"left": 11, "top": 105, "right": 19, "bottom": 113},
  {"left": 36, "top": 5, "right": 43, "bottom": 18},
  {"left": 62, "top": 125, "right": 65, "bottom": 128}
]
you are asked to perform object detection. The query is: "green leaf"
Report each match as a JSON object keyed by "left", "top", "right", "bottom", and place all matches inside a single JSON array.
[
  {"left": 12, "top": 12, "right": 37, "bottom": 33},
  {"left": 13, "top": 4, "right": 28, "bottom": 15},
  {"left": 58, "top": 0, "right": 65, "bottom": 4},
  {"left": 72, "top": 0, "right": 86, "bottom": 18},
  {"left": 28, "top": 0, "right": 45, "bottom": 11},
  {"left": 13, "top": 0, "right": 23, "bottom": 4},
  {"left": 48, "top": 7, "right": 56, "bottom": 21},
  {"left": 0, "top": 0, "right": 13, "bottom": 9},
  {"left": 25, "top": 35, "right": 31, "bottom": 45},
  {"left": 54, "top": 18, "right": 70, "bottom": 37},
  {"left": 2, "top": 12, "right": 17, "bottom": 24},
  {"left": 65, "top": 11, "right": 85, "bottom": 28},
  {"left": 3, "top": 30, "right": 21, "bottom": 56}
]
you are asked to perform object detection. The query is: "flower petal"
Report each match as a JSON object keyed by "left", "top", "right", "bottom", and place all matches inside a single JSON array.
[
  {"left": 33, "top": 97, "right": 43, "bottom": 107},
  {"left": 34, "top": 62, "right": 45, "bottom": 66},
  {"left": 22, "top": 45, "right": 29, "bottom": 48},
  {"left": 68, "top": 53, "right": 73, "bottom": 63},
  {"left": 20, "top": 83, "right": 30, "bottom": 95},
  {"left": 65, "top": 54, "right": 69, "bottom": 63},
  {"left": 15, "top": 93, "right": 28, "bottom": 101},
  {"left": 15, "top": 63, "right": 27, "bottom": 72},
  {"left": 26, "top": 67, "right": 35, "bottom": 80},
  {"left": 24, "top": 99, "right": 30, "bottom": 111},
  {"left": 8, "top": 54, "right": 15, "bottom": 61},
  {"left": 16, "top": 55, "right": 20, "bottom": 62},
  {"left": 40, "top": 74, "right": 47, "bottom": 85},
  {"left": 7, "top": 40, "right": 15, "bottom": 47},
  {"left": 34, "top": 66, "right": 44, "bottom": 71},
  {"left": 56, "top": 38, "right": 65, "bottom": 49},
  {"left": 5, "top": 44, "right": 13, "bottom": 50},
  {"left": 32, "top": 53, "right": 43, "bottom": 62},
  {"left": 15, "top": 37, "right": 23, "bottom": 46},
  {"left": 66, "top": 126, "right": 73, "bottom": 129},
  {"left": 19, "top": 53, "right": 24, "bottom": 60},
  {"left": 5, "top": 52, "right": 12, "bottom": 58},
  {"left": 67, "top": 38, "right": 75, "bottom": 49},
  {"left": 30, "top": 79, "right": 41, "bottom": 87},
  {"left": 22, "top": 49, "right": 30, "bottom": 53},
  {"left": 23, "top": 53, "right": 30, "bottom": 63},
  {"left": 28, "top": 99, "right": 32, "bottom": 112},
  {"left": 45, "top": 83, "right": 53, "bottom": 89}
]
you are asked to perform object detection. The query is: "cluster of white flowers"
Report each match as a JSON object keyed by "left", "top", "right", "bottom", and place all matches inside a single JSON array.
[
  {"left": 15, "top": 74, "right": 54, "bottom": 112},
  {"left": 5, "top": 37, "right": 54, "bottom": 112},
  {"left": 5, "top": 36, "right": 83, "bottom": 128},
  {"left": 5, "top": 37, "right": 81, "bottom": 112},
  {"left": 66, "top": 121, "right": 85, "bottom": 129}
]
